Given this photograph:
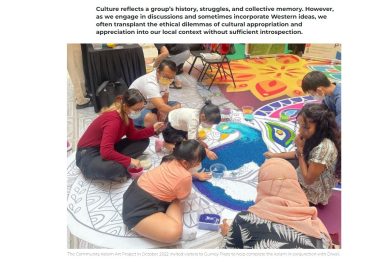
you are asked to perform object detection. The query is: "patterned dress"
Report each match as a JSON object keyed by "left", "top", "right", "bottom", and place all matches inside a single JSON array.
[
  {"left": 297, "top": 138, "right": 338, "bottom": 205},
  {"left": 221, "top": 211, "right": 330, "bottom": 249}
]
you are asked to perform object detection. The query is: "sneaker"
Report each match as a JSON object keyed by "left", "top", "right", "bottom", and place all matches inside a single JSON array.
[
  {"left": 76, "top": 100, "right": 92, "bottom": 109},
  {"left": 169, "top": 82, "right": 182, "bottom": 89}
]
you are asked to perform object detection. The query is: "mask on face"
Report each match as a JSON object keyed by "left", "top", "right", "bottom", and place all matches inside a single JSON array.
[
  {"left": 313, "top": 95, "right": 324, "bottom": 101},
  {"left": 312, "top": 89, "right": 325, "bottom": 101},
  {"left": 128, "top": 110, "right": 141, "bottom": 119},
  {"left": 158, "top": 76, "right": 173, "bottom": 88}
]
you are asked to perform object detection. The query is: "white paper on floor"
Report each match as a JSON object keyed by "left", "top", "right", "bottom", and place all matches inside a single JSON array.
[{"left": 67, "top": 97, "right": 311, "bottom": 248}]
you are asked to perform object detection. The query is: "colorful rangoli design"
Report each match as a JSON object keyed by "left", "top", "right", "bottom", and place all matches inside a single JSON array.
[
  {"left": 307, "top": 64, "right": 341, "bottom": 82},
  {"left": 67, "top": 97, "right": 313, "bottom": 248},
  {"left": 199, "top": 55, "right": 336, "bottom": 109},
  {"left": 205, "top": 55, "right": 309, "bottom": 101}
]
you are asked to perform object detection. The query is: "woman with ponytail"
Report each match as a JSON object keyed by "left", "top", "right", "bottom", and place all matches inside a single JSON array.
[
  {"left": 76, "top": 89, "right": 165, "bottom": 181},
  {"left": 122, "top": 140, "right": 206, "bottom": 244},
  {"left": 264, "top": 103, "right": 340, "bottom": 205},
  {"left": 162, "top": 100, "right": 221, "bottom": 161}
]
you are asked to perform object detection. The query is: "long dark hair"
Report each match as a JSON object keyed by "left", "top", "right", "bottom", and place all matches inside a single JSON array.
[
  {"left": 161, "top": 140, "right": 206, "bottom": 167},
  {"left": 200, "top": 100, "right": 221, "bottom": 124},
  {"left": 298, "top": 103, "right": 341, "bottom": 178}
]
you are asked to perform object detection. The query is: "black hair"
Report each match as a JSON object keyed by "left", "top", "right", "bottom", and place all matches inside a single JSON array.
[
  {"left": 122, "top": 89, "right": 146, "bottom": 106},
  {"left": 161, "top": 140, "right": 206, "bottom": 166},
  {"left": 157, "top": 59, "right": 177, "bottom": 72},
  {"left": 297, "top": 103, "right": 341, "bottom": 178},
  {"left": 301, "top": 71, "right": 331, "bottom": 93},
  {"left": 162, "top": 124, "right": 187, "bottom": 144},
  {"left": 200, "top": 100, "right": 221, "bottom": 124}
]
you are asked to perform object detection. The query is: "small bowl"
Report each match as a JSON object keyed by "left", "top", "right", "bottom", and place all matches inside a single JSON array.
[
  {"left": 242, "top": 105, "right": 254, "bottom": 115},
  {"left": 198, "top": 129, "right": 207, "bottom": 140},
  {"left": 244, "top": 114, "right": 254, "bottom": 121},
  {"left": 280, "top": 112, "right": 290, "bottom": 122},
  {"left": 210, "top": 163, "right": 227, "bottom": 179},
  {"left": 137, "top": 155, "right": 152, "bottom": 170},
  {"left": 128, "top": 167, "right": 144, "bottom": 179}
]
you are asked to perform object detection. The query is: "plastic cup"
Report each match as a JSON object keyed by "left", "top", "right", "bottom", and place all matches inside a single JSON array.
[
  {"left": 242, "top": 106, "right": 254, "bottom": 121},
  {"left": 280, "top": 112, "right": 290, "bottom": 122},
  {"left": 198, "top": 129, "right": 207, "bottom": 140},
  {"left": 210, "top": 163, "right": 227, "bottom": 179},
  {"left": 127, "top": 167, "right": 144, "bottom": 179},
  {"left": 242, "top": 105, "right": 254, "bottom": 115}
]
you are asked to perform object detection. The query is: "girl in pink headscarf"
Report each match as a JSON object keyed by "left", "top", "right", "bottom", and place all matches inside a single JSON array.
[{"left": 220, "top": 158, "right": 332, "bottom": 249}]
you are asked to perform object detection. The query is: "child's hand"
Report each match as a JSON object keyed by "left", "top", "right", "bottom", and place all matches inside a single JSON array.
[
  {"left": 264, "top": 151, "right": 275, "bottom": 158},
  {"left": 206, "top": 148, "right": 218, "bottom": 160},
  {"left": 295, "top": 134, "right": 305, "bottom": 150},
  {"left": 173, "top": 103, "right": 181, "bottom": 110},
  {"left": 220, "top": 219, "right": 230, "bottom": 236},
  {"left": 195, "top": 171, "right": 212, "bottom": 181}
]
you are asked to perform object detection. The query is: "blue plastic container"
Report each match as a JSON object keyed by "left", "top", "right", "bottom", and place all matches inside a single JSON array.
[{"left": 198, "top": 214, "right": 221, "bottom": 231}]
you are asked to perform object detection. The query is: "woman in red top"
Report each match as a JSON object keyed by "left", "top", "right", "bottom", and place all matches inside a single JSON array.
[{"left": 76, "top": 89, "right": 164, "bottom": 181}]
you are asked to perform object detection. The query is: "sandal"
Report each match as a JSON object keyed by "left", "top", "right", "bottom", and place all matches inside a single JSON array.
[{"left": 169, "top": 82, "right": 182, "bottom": 89}]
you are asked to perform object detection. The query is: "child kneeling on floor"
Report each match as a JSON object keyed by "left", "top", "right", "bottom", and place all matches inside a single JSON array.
[
  {"left": 161, "top": 100, "right": 221, "bottom": 160},
  {"left": 122, "top": 140, "right": 206, "bottom": 244}
]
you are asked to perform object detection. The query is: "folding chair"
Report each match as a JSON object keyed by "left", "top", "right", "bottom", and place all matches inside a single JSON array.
[
  {"left": 197, "top": 44, "right": 236, "bottom": 90},
  {"left": 186, "top": 44, "right": 211, "bottom": 75}
]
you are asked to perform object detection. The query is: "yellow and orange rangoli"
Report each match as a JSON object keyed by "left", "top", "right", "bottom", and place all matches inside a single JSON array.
[{"left": 207, "top": 55, "right": 320, "bottom": 102}]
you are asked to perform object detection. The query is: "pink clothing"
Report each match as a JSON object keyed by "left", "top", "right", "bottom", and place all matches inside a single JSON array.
[
  {"left": 248, "top": 158, "right": 331, "bottom": 241},
  {"left": 138, "top": 160, "right": 192, "bottom": 202}
]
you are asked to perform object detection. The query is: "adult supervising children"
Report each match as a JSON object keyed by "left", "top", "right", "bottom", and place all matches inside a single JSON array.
[{"left": 129, "top": 60, "right": 181, "bottom": 127}]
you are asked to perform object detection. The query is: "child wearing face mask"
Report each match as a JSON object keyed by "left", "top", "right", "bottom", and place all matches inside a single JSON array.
[
  {"left": 122, "top": 140, "right": 207, "bottom": 244},
  {"left": 160, "top": 100, "right": 221, "bottom": 162},
  {"left": 76, "top": 89, "right": 165, "bottom": 181},
  {"left": 301, "top": 71, "right": 341, "bottom": 128}
]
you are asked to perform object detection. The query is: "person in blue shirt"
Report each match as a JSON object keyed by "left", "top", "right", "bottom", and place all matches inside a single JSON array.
[{"left": 301, "top": 71, "right": 341, "bottom": 128}]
